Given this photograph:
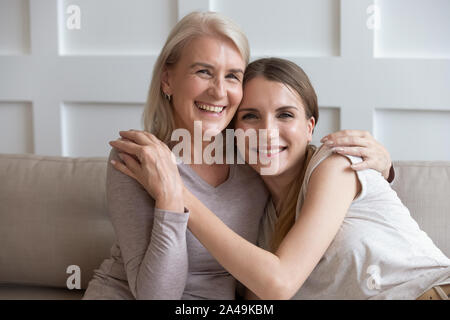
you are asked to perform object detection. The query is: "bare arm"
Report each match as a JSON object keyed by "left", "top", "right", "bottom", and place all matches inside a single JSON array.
[{"left": 184, "top": 154, "right": 359, "bottom": 299}]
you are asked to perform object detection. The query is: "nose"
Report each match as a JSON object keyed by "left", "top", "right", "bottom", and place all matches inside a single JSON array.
[
  {"left": 262, "top": 117, "right": 280, "bottom": 142},
  {"left": 208, "top": 77, "right": 226, "bottom": 100}
]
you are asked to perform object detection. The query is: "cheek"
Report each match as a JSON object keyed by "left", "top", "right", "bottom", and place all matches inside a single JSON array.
[
  {"left": 285, "top": 123, "right": 309, "bottom": 149},
  {"left": 228, "top": 85, "right": 243, "bottom": 108},
  {"left": 178, "top": 76, "right": 207, "bottom": 99},
  {"left": 235, "top": 121, "right": 254, "bottom": 133}
]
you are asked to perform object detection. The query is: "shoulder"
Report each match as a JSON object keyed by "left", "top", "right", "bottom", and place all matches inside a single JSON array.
[
  {"left": 106, "top": 147, "right": 152, "bottom": 198},
  {"left": 313, "top": 152, "right": 353, "bottom": 176},
  {"left": 307, "top": 150, "right": 361, "bottom": 202}
]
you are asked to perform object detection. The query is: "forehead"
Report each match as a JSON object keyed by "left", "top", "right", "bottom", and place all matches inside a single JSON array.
[
  {"left": 178, "top": 35, "right": 245, "bottom": 67},
  {"left": 241, "top": 76, "right": 304, "bottom": 109}
]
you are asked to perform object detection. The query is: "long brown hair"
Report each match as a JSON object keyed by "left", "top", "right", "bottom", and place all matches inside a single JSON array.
[{"left": 242, "top": 58, "right": 319, "bottom": 252}]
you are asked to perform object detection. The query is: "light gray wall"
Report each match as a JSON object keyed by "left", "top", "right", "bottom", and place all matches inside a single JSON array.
[{"left": 0, "top": 0, "right": 449, "bottom": 160}]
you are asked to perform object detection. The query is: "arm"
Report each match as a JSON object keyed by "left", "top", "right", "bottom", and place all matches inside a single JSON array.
[
  {"left": 320, "top": 130, "right": 394, "bottom": 182},
  {"left": 184, "top": 154, "right": 359, "bottom": 299},
  {"left": 107, "top": 147, "right": 188, "bottom": 299}
]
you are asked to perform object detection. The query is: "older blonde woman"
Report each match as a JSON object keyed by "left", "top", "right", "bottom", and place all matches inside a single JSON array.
[{"left": 83, "top": 12, "right": 393, "bottom": 300}]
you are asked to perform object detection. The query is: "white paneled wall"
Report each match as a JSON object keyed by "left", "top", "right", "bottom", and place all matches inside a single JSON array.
[
  {"left": 57, "top": 0, "right": 177, "bottom": 55},
  {"left": 374, "top": 109, "right": 450, "bottom": 161},
  {"left": 0, "top": 0, "right": 30, "bottom": 54},
  {"left": 211, "top": 0, "right": 341, "bottom": 57},
  {"left": 0, "top": 0, "right": 449, "bottom": 160},
  {"left": 61, "top": 102, "right": 143, "bottom": 157},
  {"left": 0, "top": 101, "right": 33, "bottom": 154}
]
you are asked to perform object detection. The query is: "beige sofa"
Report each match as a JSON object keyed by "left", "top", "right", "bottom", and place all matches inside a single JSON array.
[{"left": 0, "top": 153, "right": 449, "bottom": 300}]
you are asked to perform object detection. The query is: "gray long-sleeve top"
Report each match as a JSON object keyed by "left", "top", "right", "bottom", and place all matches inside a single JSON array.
[{"left": 87, "top": 147, "right": 269, "bottom": 299}]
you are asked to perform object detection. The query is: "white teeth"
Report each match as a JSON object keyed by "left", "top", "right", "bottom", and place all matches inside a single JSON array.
[
  {"left": 196, "top": 103, "right": 224, "bottom": 113},
  {"left": 258, "top": 147, "right": 285, "bottom": 155}
]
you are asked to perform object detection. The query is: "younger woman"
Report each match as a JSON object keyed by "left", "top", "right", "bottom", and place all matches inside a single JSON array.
[{"left": 184, "top": 58, "right": 450, "bottom": 299}]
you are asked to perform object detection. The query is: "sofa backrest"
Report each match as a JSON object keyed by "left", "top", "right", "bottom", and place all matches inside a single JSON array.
[
  {"left": 0, "top": 154, "right": 449, "bottom": 290},
  {"left": 0, "top": 153, "right": 115, "bottom": 289},
  {"left": 391, "top": 161, "right": 450, "bottom": 257}
]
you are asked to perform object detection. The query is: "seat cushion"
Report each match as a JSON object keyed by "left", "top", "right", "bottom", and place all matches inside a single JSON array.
[{"left": 0, "top": 284, "right": 85, "bottom": 300}]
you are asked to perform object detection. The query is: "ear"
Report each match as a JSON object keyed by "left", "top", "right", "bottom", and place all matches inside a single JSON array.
[
  {"left": 306, "top": 116, "right": 315, "bottom": 143},
  {"left": 161, "top": 65, "right": 172, "bottom": 95}
]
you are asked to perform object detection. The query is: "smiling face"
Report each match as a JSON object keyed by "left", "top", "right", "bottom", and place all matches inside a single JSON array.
[
  {"left": 235, "top": 76, "right": 315, "bottom": 176},
  {"left": 161, "top": 35, "right": 246, "bottom": 139}
]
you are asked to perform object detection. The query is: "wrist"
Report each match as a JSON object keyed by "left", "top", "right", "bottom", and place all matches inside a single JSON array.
[{"left": 155, "top": 194, "right": 184, "bottom": 213}]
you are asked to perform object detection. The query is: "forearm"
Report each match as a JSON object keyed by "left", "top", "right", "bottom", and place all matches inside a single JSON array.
[
  {"left": 135, "top": 208, "right": 189, "bottom": 299},
  {"left": 184, "top": 189, "right": 286, "bottom": 299}
]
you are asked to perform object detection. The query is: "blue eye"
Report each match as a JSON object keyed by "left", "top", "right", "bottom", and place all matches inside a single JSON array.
[
  {"left": 197, "top": 69, "right": 212, "bottom": 76},
  {"left": 242, "top": 113, "right": 257, "bottom": 120},
  {"left": 279, "top": 112, "right": 293, "bottom": 118},
  {"left": 227, "top": 73, "right": 240, "bottom": 81}
]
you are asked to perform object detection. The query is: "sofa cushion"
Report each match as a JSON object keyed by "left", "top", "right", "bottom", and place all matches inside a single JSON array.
[
  {"left": 391, "top": 161, "right": 450, "bottom": 257},
  {"left": 0, "top": 153, "right": 115, "bottom": 290},
  {"left": 0, "top": 284, "right": 85, "bottom": 300}
]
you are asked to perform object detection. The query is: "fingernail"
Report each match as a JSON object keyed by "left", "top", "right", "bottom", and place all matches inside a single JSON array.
[
  {"left": 325, "top": 140, "right": 334, "bottom": 145},
  {"left": 333, "top": 147, "right": 344, "bottom": 152},
  {"left": 110, "top": 160, "right": 116, "bottom": 165}
]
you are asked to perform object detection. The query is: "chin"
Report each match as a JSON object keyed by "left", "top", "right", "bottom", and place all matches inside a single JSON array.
[{"left": 202, "top": 123, "right": 226, "bottom": 137}]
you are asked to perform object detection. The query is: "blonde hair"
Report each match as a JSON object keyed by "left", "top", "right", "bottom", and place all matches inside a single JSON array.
[
  {"left": 242, "top": 58, "right": 319, "bottom": 252},
  {"left": 141, "top": 11, "right": 250, "bottom": 144}
]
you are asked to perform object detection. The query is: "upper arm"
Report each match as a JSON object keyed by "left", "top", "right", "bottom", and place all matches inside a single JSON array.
[
  {"left": 275, "top": 153, "right": 360, "bottom": 297},
  {"left": 106, "top": 147, "right": 156, "bottom": 295},
  {"left": 107, "top": 147, "right": 190, "bottom": 299}
]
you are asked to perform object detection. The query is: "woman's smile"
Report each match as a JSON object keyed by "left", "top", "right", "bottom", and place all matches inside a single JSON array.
[
  {"left": 194, "top": 101, "right": 227, "bottom": 117},
  {"left": 251, "top": 146, "right": 288, "bottom": 158}
]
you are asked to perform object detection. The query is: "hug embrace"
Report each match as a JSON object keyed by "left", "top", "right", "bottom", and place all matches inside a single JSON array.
[{"left": 82, "top": 12, "right": 450, "bottom": 300}]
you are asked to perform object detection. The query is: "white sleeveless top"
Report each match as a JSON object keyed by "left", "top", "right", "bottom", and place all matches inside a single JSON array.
[{"left": 258, "top": 144, "right": 450, "bottom": 299}]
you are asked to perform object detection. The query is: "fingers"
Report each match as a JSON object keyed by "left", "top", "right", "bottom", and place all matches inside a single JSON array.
[
  {"left": 119, "top": 130, "right": 154, "bottom": 146},
  {"left": 332, "top": 146, "right": 367, "bottom": 158},
  {"left": 349, "top": 160, "right": 371, "bottom": 171},
  {"left": 109, "top": 139, "right": 142, "bottom": 156},
  {"left": 321, "top": 130, "right": 371, "bottom": 143},
  {"left": 118, "top": 152, "right": 141, "bottom": 172},
  {"left": 110, "top": 154, "right": 138, "bottom": 180},
  {"left": 323, "top": 135, "right": 370, "bottom": 148}
]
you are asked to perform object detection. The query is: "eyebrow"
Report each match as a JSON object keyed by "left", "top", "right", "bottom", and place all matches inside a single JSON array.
[
  {"left": 190, "top": 62, "right": 244, "bottom": 74},
  {"left": 237, "top": 106, "right": 298, "bottom": 113}
]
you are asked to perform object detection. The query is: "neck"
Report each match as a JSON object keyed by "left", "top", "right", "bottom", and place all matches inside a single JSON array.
[{"left": 261, "top": 155, "right": 305, "bottom": 216}]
